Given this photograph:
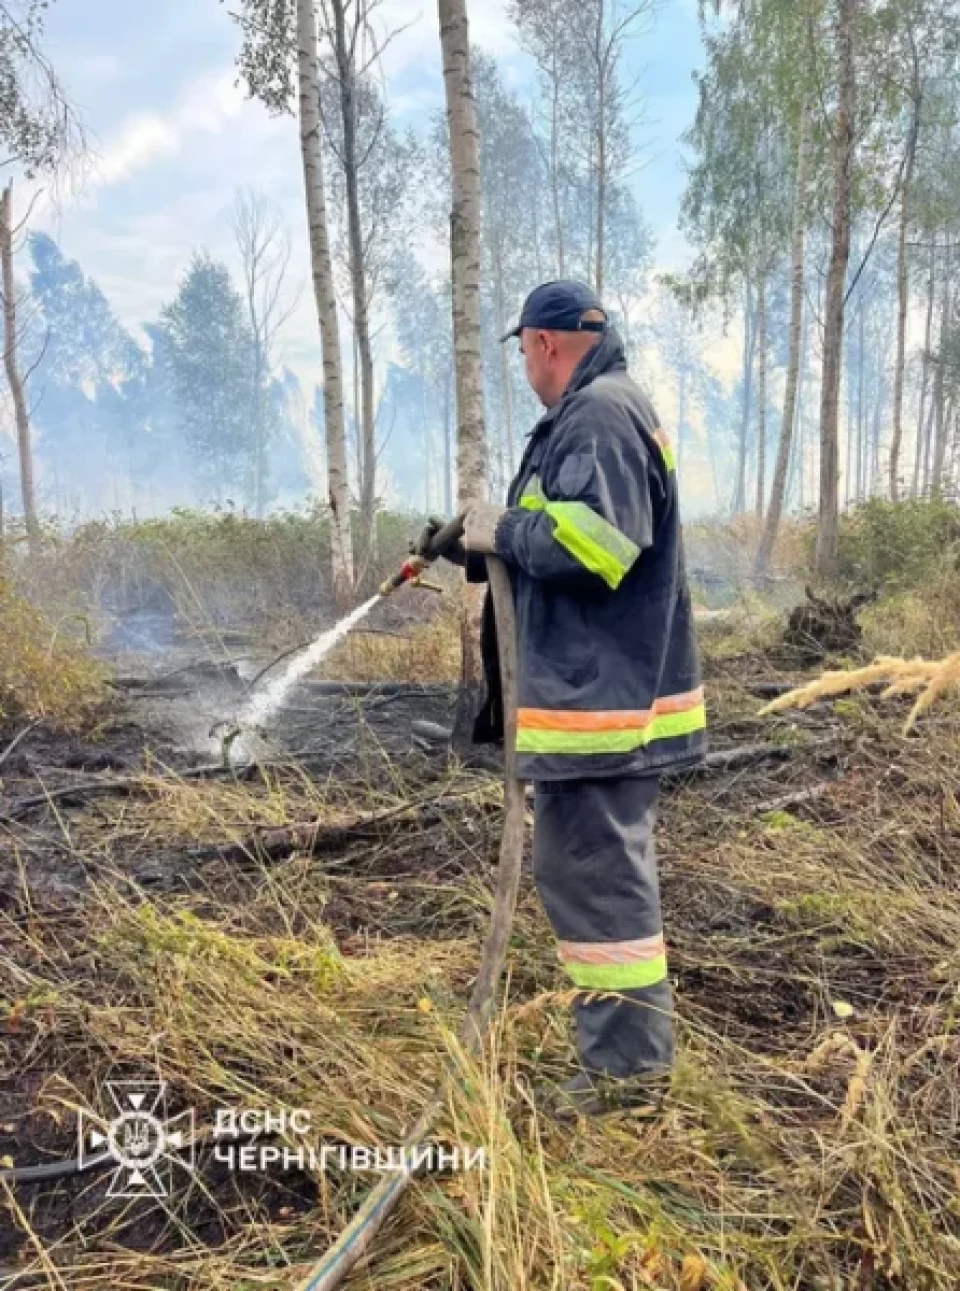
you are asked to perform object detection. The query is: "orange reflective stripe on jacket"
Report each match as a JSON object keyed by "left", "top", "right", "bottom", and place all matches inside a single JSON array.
[{"left": 516, "top": 688, "right": 706, "bottom": 754}]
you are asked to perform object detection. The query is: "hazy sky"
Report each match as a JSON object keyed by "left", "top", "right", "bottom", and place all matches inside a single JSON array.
[{"left": 33, "top": 0, "right": 706, "bottom": 392}]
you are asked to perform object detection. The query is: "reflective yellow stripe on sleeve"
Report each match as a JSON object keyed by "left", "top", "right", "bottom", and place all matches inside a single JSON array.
[{"left": 519, "top": 473, "right": 639, "bottom": 590}]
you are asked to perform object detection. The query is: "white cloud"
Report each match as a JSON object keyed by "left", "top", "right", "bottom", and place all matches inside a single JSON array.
[
  {"left": 42, "top": 72, "right": 250, "bottom": 210},
  {"left": 94, "top": 114, "right": 181, "bottom": 186}
]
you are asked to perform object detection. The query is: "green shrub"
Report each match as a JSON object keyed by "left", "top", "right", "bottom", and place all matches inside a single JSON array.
[{"left": 834, "top": 496, "right": 960, "bottom": 592}]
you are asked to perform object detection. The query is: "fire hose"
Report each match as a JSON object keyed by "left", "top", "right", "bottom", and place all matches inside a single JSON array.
[{"left": 294, "top": 526, "right": 525, "bottom": 1291}]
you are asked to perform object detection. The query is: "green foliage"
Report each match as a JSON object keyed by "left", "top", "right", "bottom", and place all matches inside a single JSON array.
[
  {"left": 159, "top": 254, "right": 258, "bottom": 504},
  {"left": 834, "top": 495, "right": 960, "bottom": 590},
  {"left": 0, "top": 1, "right": 80, "bottom": 174}
]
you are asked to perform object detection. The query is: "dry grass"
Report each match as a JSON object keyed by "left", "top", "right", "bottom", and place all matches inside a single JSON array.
[
  {"left": 0, "top": 574, "right": 108, "bottom": 733},
  {"left": 320, "top": 597, "right": 463, "bottom": 685},
  {"left": 2, "top": 674, "right": 960, "bottom": 1290}
]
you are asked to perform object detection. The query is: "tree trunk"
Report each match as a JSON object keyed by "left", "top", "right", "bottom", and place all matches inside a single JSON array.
[
  {"left": 844, "top": 304, "right": 855, "bottom": 507},
  {"left": 870, "top": 362, "right": 882, "bottom": 497},
  {"left": 296, "top": 0, "right": 353, "bottom": 603},
  {"left": 755, "top": 269, "right": 768, "bottom": 517},
  {"left": 0, "top": 182, "right": 38, "bottom": 545},
  {"left": 816, "top": 0, "right": 858, "bottom": 579},
  {"left": 931, "top": 250, "right": 952, "bottom": 493},
  {"left": 920, "top": 379, "right": 935, "bottom": 497},
  {"left": 856, "top": 294, "right": 865, "bottom": 502},
  {"left": 757, "top": 100, "right": 808, "bottom": 575},
  {"left": 493, "top": 242, "right": 516, "bottom": 481},
  {"left": 439, "top": 0, "right": 486, "bottom": 509},
  {"left": 443, "top": 369, "right": 453, "bottom": 516},
  {"left": 912, "top": 244, "right": 936, "bottom": 499},
  {"left": 888, "top": 92, "right": 920, "bottom": 502},
  {"left": 330, "top": 0, "right": 376, "bottom": 567},
  {"left": 550, "top": 60, "right": 565, "bottom": 277},
  {"left": 734, "top": 277, "right": 757, "bottom": 515},
  {"left": 594, "top": 0, "right": 606, "bottom": 296},
  {"left": 251, "top": 339, "right": 266, "bottom": 517},
  {"left": 439, "top": 0, "right": 486, "bottom": 757}
]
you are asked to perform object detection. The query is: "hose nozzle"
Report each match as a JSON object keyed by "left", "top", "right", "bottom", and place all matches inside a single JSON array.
[
  {"left": 379, "top": 557, "right": 424, "bottom": 598},
  {"left": 379, "top": 514, "right": 468, "bottom": 597}
]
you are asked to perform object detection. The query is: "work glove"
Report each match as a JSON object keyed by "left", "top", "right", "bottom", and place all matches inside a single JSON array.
[
  {"left": 463, "top": 501, "right": 507, "bottom": 556},
  {"left": 411, "top": 515, "right": 466, "bottom": 567}
]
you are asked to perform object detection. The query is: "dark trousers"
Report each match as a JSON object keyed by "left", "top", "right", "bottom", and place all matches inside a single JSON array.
[{"left": 532, "top": 775, "right": 674, "bottom": 1078}]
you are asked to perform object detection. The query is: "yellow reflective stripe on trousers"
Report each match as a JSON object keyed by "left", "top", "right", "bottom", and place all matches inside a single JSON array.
[
  {"left": 519, "top": 476, "right": 639, "bottom": 590},
  {"left": 563, "top": 953, "right": 668, "bottom": 991},
  {"left": 516, "top": 702, "right": 707, "bottom": 755}
]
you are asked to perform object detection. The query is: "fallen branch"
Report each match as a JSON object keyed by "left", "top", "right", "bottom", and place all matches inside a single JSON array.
[
  {"left": 181, "top": 789, "right": 493, "bottom": 867},
  {"left": 750, "top": 782, "right": 835, "bottom": 817},
  {"left": 664, "top": 737, "right": 839, "bottom": 780},
  {"left": 0, "top": 761, "right": 271, "bottom": 823}
]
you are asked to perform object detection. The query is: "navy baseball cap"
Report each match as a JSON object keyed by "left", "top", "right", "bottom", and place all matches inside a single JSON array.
[{"left": 500, "top": 280, "right": 609, "bottom": 343}]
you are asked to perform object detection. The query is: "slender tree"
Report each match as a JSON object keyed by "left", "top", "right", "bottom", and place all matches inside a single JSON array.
[
  {"left": 228, "top": 0, "right": 354, "bottom": 600},
  {"left": 816, "top": 0, "right": 858, "bottom": 577},
  {"left": 298, "top": 0, "right": 353, "bottom": 599},
  {"left": 439, "top": 0, "right": 486, "bottom": 753},
  {"left": 439, "top": 0, "right": 485, "bottom": 507},
  {"left": 230, "top": 189, "right": 296, "bottom": 517},
  {"left": 757, "top": 96, "right": 810, "bottom": 573},
  {"left": 0, "top": 182, "right": 36, "bottom": 538},
  {"left": 318, "top": 0, "right": 378, "bottom": 560}
]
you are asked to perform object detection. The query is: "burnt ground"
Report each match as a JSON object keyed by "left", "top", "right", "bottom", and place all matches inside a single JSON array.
[{"left": 0, "top": 622, "right": 959, "bottom": 1288}]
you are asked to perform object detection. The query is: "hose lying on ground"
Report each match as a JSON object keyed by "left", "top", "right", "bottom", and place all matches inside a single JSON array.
[{"left": 293, "top": 555, "right": 525, "bottom": 1291}]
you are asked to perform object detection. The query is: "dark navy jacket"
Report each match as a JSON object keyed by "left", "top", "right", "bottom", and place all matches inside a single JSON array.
[{"left": 472, "top": 328, "right": 707, "bottom": 782}]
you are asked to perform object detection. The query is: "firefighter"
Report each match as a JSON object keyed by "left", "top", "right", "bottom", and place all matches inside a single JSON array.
[{"left": 426, "top": 280, "right": 707, "bottom": 1118}]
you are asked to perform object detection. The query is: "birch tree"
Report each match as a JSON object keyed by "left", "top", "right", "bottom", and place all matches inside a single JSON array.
[
  {"left": 0, "top": 2, "right": 84, "bottom": 541},
  {"left": 815, "top": 0, "right": 859, "bottom": 576},
  {"left": 320, "top": 65, "right": 421, "bottom": 566},
  {"left": 511, "top": 0, "right": 654, "bottom": 293},
  {"left": 438, "top": 0, "right": 485, "bottom": 508},
  {"left": 229, "top": 0, "right": 354, "bottom": 601},
  {"left": 757, "top": 96, "right": 810, "bottom": 572},
  {"left": 297, "top": 0, "right": 353, "bottom": 598},
  {"left": 0, "top": 182, "right": 36, "bottom": 537},
  {"left": 438, "top": 0, "right": 486, "bottom": 754},
  {"left": 318, "top": 0, "right": 378, "bottom": 561}
]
